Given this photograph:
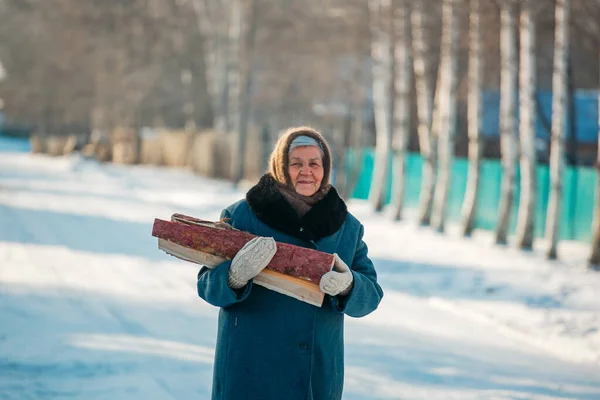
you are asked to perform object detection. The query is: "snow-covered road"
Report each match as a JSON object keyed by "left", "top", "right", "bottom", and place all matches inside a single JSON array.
[{"left": 1, "top": 150, "right": 599, "bottom": 399}]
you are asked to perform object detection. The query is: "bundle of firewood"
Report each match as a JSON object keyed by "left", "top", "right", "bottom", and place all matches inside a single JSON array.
[{"left": 151, "top": 214, "right": 335, "bottom": 307}]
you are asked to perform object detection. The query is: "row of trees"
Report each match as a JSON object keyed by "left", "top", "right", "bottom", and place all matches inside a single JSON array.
[
  {"left": 0, "top": 0, "right": 370, "bottom": 137},
  {"left": 1, "top": 0, "right": 599, "bottom": 268},
  {"left": 366, "top": 0, "right": 600, "bottom": 269},
  {"left": 0, "top": 0, "right": 374, "bottom": 182}
]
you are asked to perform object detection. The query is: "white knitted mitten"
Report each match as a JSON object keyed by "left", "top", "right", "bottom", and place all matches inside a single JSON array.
[
  {"left": 228, "top": 237, "right": 277, "bottom": 289},
  {"left": 319, "top": 253, "right": 353, "bottom": 296}
]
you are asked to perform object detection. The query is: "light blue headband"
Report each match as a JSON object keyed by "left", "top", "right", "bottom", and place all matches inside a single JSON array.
[{"left": 288, "top": 135, "right": 324, "bottom": 154}]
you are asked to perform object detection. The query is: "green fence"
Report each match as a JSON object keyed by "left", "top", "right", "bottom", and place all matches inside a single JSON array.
[{"left": 348, "top": 150, "right": 596, "bottom": 243}]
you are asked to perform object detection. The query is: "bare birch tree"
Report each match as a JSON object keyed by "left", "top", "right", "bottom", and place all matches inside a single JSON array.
[
  {"left": 545, "top": 0, "right": 570, "bottom": 260},
  {"left": 192, "top": 0, "right": 239, "bottom": 133},
  {"left": 430, "top": 0, "right": 460, "bottom": 233},
  {"left": 332, "top": 122, "right": 349, "bottom": 196},
  {"left": 495, "top": 0, "right": 518, "bottom": 245},
  {"left": 368, "top": 0, "right": 395, "bottom": 212},
  {"left": 461, "top": 0, "right": 483, "bottom": 237},
  {"left": 190, "top": 0, "right": 228, "bottom": 131},
  {"left": 344, "top": 60, "right": 370, "bottom": 201},
  {"left": 412, "top": 0, "right": 436, "bottom": 225},
  {"left": 515, "top": 0, "right": 537, "bottom": 249},
  {"left": 225, "top": 0, "right": 242, "bottom": 134},
  {"left": 390, "top": 0, "right": 412, "bottom": 220},
  {"left": 233, "top": 0, "right": 258, "bottom": 184}
]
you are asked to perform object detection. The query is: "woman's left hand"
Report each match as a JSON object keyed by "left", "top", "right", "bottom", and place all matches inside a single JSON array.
[{"left": 319, "top": 254, "right": 354, "bottom": 296}]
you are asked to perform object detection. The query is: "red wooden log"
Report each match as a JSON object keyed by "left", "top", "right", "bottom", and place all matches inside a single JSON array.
[{"left": 151, "top": 214, "right": 334, "bottom": 284}]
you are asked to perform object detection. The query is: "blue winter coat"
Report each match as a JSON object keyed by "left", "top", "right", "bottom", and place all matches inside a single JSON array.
[{"left": 197, "top": 175, "right": 384, "bottom": 400}]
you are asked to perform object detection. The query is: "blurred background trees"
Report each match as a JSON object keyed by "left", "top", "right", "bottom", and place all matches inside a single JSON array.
[
  {"left": 1, "top": 0, "right": 600, "bottom": 266},
  {"left": 0, "top": 0, "right": 369, "bottom": 137},
  {"left": 2, "top": 0, "right": 599, "bottom": 159}
]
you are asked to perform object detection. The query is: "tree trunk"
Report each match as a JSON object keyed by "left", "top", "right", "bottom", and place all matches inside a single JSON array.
[
  {"left": 495, "top": 1, "right": 518, "bottom": 245},
  {"left": 430, "top": 0, "right": 459, "bottom": 233},
  {"left": 368, "top": 0, "right": 395, "bottom": 212},
  {"left": 190, "top": 0, "right": 221, "bottom": 129},
  {"left": 214, "top": 39, "right": 229, "bottom": 132},
  {"left": 332, "top": 123, "right": 349, "bottom": 196},
  {"left": 461, "top": 0, "right": 483, "bottom": 237},
  {"left": 515, "top": 0, "right": 537, "bottom": 250},
  {"left": 411, "top": 1, "right": 436, "bottom": 225},
  {"left": 391, "top": 0, "right": 412, "bottom": 221},
  {"left": 545, "top": 0, "right": 570, "bottom": 260},
  {"left": 233, "top": 0, "right": 258, "bottom": 184},
  {"left": 261, "top": 122, "right": 272, "bottom": 173},
  {"left": 224, "top": 0, "right": 242, "bottom": 134},
  {"left": 343, "top": 19, "right": 372, "bottom": 201},
  {"left": 91, "top": 53, "right": 109, "bottom": 134},
  {"left": 185, "top": 6, "right": 214, "bottom": 130},
  {"left": 590, "top": 53, "right": 600, "bottom": 270},
  {"left": 345, "top": 77, "right": 370, "bottom": 200},
  {"left": 339, "top": 103, "right": 357, "bottom": 201},
  {"left": 181, "top": 69, "right": 196, "bottom": 132}
]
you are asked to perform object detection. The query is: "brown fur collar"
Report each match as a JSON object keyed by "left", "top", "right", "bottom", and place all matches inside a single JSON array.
[{"left": 246, "top": 174, "right": 347, "bottom": 242}]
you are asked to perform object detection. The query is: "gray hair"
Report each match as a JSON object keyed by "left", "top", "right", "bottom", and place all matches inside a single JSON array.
[{"left": 288, "top": 135, "right": 324, "bottom": 155}]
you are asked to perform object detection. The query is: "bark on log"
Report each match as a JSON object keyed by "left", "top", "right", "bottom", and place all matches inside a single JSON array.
[{"left": 151, "top": 214, "right": 335, "bottom": 306}]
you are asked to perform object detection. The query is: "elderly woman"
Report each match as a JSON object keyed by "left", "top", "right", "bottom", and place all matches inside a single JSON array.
[{"left": 197, "top": 126, "right": 383, "bottom": 400}]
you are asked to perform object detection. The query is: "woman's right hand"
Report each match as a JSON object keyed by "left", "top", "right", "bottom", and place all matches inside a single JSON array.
[{"left": 227, "top": 237, "right": 277, "bottom": 289}]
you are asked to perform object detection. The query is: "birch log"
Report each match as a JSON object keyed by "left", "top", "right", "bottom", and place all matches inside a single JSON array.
[
  {"left": 545, "top": 0, "right": 570, "bottom": 260},
  {"left": 590, "top": 53, "right": 600, "bottom": 270},
  {"left": 515, "top": 0, "right": 537, "bottom": 250},
  {"left": 495, "top": 1, "right": 518, "bottom": 245},
  {"left": 461, "top": 0, "right": 483, "bottom": 237},
  {"left": 412, "top": 1, "right": 436, "bottom": 225},
  {"left": 369, "top": 0, "right": 395, "bottom": 212},
  {"left": 430, "top": 0, "right": 459, "bottom": 233},
  {"left": 152, "top": 214, "right": 335, "bottom": 306},
  {"left": 391, "top": 0, "right": 412, "bottom": 221}
]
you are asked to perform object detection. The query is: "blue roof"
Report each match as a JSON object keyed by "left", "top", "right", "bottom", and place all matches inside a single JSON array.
[{"left": 481, "top": 90, "right": 599, "bottom": 144}]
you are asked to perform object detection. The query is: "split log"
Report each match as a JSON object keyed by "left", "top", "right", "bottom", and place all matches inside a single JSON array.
[{"left": 152, "top": 213, "right": 335, "bottom": 307}]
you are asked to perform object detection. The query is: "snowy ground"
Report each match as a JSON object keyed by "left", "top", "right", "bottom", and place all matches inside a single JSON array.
[{"left": 1, "top": 146, "right": 600, "bottom": 399}]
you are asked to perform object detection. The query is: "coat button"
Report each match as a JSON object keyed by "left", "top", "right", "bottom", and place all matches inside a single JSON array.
[
  {"left": 299, "top": 342, "right": 308, "bottom": 350},
  {"left": 299, "top": 227, "right": 303, "bottom": 231}
]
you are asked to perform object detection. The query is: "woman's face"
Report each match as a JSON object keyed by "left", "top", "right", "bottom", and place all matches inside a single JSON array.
[{"left": 288, "top": 146, "right": 324, "bottom": 196}]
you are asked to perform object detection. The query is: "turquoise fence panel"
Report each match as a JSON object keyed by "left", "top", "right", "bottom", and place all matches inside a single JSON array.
[
  {"left": 0, "top": 135, "right": 31, "bottom": 152},
  {"left": 348, "top": 149, "right": 596, "bottom": 243},
  {"left": 535, "top": 166, "right": 550, "bottom": 238},
  {"left": 349, "top": 149, "right": 374, "bottom": 200},
  {"left": 573, "top": 167, "right": 596, "bottom": 242},
  {"left": 446, "top": 157, "right": 467, "bottom": 220},
  {"left": 474, "top": 160, "right": 502, "bottom": 231},
  {"left": 562, "top": 168, "right": 577, "bottom": 240},
  {"left": 348, "top": 149, "right": 396, "bottom": 203},
  {"left": 398, "top": 153, "right": 423, "bottom": 208}
]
